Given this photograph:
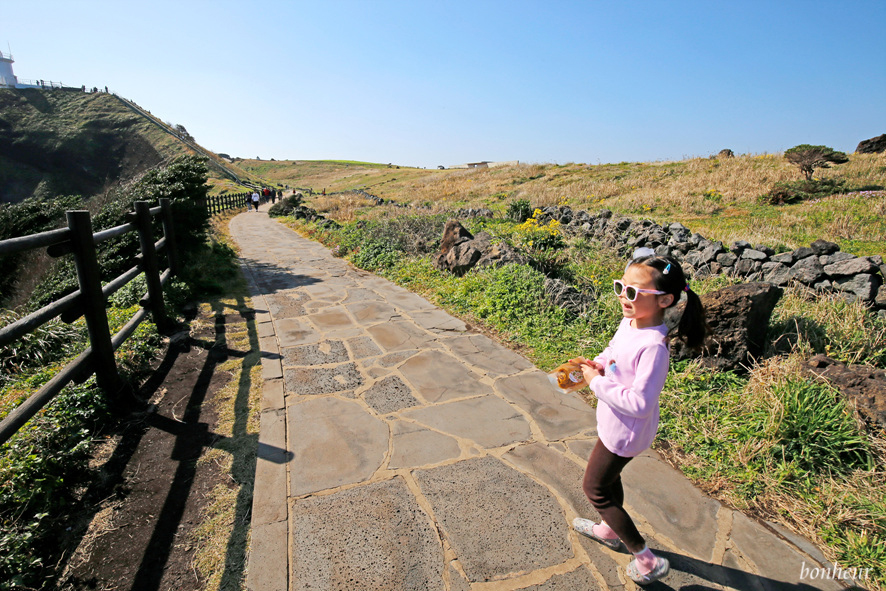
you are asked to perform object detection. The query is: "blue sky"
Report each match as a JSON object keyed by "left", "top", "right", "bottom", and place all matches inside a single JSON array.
[{"left": 4, "top": 1, "right": 885, "bottom": 168}]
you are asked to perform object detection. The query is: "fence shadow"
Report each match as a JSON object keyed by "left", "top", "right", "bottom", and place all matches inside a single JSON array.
[{"left": 123, "top": 293, "right": 287, "bottom": 591}]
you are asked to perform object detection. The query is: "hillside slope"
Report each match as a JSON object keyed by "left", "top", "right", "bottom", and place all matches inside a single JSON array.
[
  {"left": 254, "top": 154, "right": 886, "bottom": 255},
  {"left": 0, "top": 89, "right": 253, "bottom": 204}
]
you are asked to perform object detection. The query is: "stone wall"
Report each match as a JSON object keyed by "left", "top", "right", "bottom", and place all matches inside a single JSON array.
[{"left": 529, "top": 206, "right": 886, "bottom": 317}]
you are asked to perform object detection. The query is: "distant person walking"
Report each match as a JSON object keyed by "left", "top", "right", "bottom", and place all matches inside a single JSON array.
[
  {"left": 251, "top": 191, "right": 260, "bottom": 211},
  {"left": 570, "top": 251, "right": 708, "bottom": 586}
]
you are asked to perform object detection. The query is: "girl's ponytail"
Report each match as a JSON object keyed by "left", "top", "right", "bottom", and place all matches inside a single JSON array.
[
  {"left": 629, "top": 254, "right": 710, "bottom": 351},
  {"left": 677, "top": 287, "right": 708, "bottom": 351}
]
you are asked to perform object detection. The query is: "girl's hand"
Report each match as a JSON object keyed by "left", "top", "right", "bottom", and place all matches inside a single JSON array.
[
  {"left": 573, "top": 357, "right": 604, "bottom": 385},
  {"left": 570, "top": 356, "right": 603, "bottom": 372}
]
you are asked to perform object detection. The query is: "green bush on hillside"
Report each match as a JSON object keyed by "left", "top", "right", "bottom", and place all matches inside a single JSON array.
[
  {"left": 268, "top": 193, "right": 304, "bottom": 217},
  {"left": 351, "top": 240, "right": 401, "bottom": 271},
  {"left": 0, "top": 195, "right": 83, "bottom": 307},
  {"left": 26, "top": 155, "right": 210, "bottom": 309},
  {"left": 475, "top": 263, "right": 547, "bottom": 324},
  {"left": 328, "top": 215, "right": 448, "bottom": 261},
  {"left": 759, "top": 178, "right": 849, "bottom": 205},
  {"left": 507, "top": 199, "right": 533, "bottom": 222},
  {"left": 0, "top": 380, "right": 111, "bottom": 588}
]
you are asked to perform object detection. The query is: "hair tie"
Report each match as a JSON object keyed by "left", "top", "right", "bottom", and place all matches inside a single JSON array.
[{"left": 684, "top": 284, "right": 690, "bottom": 292}]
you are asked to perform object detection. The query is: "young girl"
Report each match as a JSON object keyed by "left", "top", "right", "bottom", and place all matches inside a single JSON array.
[{"left": 571, "top": 252, "right": 707, "bottom": 585}]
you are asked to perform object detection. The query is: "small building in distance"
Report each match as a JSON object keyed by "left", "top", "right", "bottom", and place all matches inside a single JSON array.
[{"left": 447, "top": 160, "right": 519, "bottom": 170}]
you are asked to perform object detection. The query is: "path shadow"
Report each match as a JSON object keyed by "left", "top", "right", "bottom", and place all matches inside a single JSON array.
[
  {"left": 646, "top": 550, "right": 869, "bottom": 591},
  {"left": 240, "top": 258, "right": 322, "bottom": 294},
  {"left": 123, "top": 295, "right": 288, "bottom": 591}
]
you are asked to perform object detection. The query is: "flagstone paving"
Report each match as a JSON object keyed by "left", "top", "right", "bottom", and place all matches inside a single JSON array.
[{"left": 231, "top": 211, "right": 857, "bottom": 591}]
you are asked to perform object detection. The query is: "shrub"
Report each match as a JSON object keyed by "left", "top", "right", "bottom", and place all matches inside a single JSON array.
[
  {"left": 507, "top": 199, "right": 533, "bottom": 222},
  {"left": 268, "top": 193, "right": 304, "bottom": 217},
  {"left": 516, "top": 208, "right": 565, "bottom": 250},
  {"left": 351, "top": 240, "right": 400, "bottom": 271},
  {"left": 760, "top": 178, "right": 847, "bottom": 205},
  {"left": 330, "top": 215, "right": 447, "bottom": 260},
  {"left": 107, "top": 274, "right": 148, "bottom": 308},
  {"left": 0, "top": 381, "right": 111, "bottom": 588},
  {"left": 0, "top": 195, "right": 83, "bottom": 307},
  {"left": 476, "top": 264, "right": 547, "bottom": 324}
]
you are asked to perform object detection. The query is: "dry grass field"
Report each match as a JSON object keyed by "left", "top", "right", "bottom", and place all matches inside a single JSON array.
[{"left": 247, "top": 151, "right": 886, "bottom": 256}]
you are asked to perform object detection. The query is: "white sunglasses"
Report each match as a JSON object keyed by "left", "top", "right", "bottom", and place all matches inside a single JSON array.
[{"left": 613, "top": 279, "right": 666, "bottom": 301}]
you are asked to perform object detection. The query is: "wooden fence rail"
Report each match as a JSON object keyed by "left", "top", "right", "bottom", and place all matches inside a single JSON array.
[
  {"left": 199, "top": 192, "right": 250, "bottom": 215},
  {"left": 0, "top": 199, "right": 179, "bottom": 446},
  {"left": 198, "top": 189, "right": 288, "bottom": 216}
]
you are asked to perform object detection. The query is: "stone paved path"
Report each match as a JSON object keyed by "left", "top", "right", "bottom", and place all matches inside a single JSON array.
[{"left": 231, "top": 211, "right": 858, "bottom": 591}]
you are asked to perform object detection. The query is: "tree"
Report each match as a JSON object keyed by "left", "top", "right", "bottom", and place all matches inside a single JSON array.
[
  {"left": 174, "top": 124, "right": 194, "bottom": 142},
  {"left": 784, "top": 144, "right": 848, "bottom": 180}
]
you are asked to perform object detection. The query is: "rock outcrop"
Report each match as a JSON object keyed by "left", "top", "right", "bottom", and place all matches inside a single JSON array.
[
  {"left": 856, "top": 134, "right": 886, "bottom": 154},
  {"left": 807, "top": 355, "right": 886, "bottom": 431},
  {"left": 433, "top": 220, "right": 525, "bottom": 276},
  {"left": 672, "top": 282, "right": 784, "bottom": 372}
]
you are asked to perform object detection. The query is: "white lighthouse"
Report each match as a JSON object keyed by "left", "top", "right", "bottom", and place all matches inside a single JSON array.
[{"left": 0, "top": 51, "right": 18, "bottom": 88}]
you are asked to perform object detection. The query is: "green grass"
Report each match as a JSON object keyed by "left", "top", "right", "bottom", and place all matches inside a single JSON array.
[{"left": 646, "top": 190, "right": 886, "bottom": 255}]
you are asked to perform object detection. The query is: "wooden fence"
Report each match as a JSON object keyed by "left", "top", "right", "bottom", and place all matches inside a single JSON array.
[
  {"left": 200, "top": 192, "right": 250, "bottom": 215},
  {"left": 199, "top": 190, "right": 289, "bottom": 215},
  {"left": 0, "top": 199, "right": 179, "bottom": 446}
]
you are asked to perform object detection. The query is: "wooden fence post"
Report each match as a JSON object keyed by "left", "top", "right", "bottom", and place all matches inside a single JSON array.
[
  {"left": 158, "top": 198, "right": 179, "bottom": 276},
  {"left": 133, "top": 201, "right": 173, "bottom": 333},
  {"left": 66, "top": 210, "right": 125, "bottom": 396}
]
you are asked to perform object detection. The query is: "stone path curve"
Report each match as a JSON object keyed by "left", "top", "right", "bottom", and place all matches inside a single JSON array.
[{"left": 230, "top": 211, "right": 856, "bottom": 591}]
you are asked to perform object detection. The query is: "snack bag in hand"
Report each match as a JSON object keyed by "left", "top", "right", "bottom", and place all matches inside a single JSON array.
[{"left": 548, "top": 360, "right": 588, "bottom": 393}]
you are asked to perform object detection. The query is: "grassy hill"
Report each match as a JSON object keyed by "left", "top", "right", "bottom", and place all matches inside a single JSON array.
[
  {"left": 254, "top": 153, "right": 886, "bottom": 256},
  {"left": 0, "top": 88, "right": 257, "bottom": 204}
]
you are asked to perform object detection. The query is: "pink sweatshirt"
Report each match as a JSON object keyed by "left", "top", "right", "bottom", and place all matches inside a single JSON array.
[{"left": 591, "top": 317, "right": 670, "bottom": 457}]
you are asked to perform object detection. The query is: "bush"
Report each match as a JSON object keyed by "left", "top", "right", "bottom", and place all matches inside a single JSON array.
[
  {"left": 0, "top": 381, "right": 111, "bottom": 588},
  {"left": 507, "top": 199, "right": 533, "bottom": 222},
  {"left": 516, "top": 208, "right": 566, "bottom": 251},
  {"left": 107, "top": 274, "right": 148, "bottom": 308},
  {"left": 25, "top": 156, "right": 211, "bottom": 309},
  {"left": 351, "top": 240, "right": 400, "bottom": 271},
  {"left": 476, "top": 264, "right": 547, "bottom": 324},
  {"left": 268, "top": 193, "right": 304, "bottom": 218},
  {"left": 0, "top": 195, "right": 83, "bottom": 307},
  {"left": 328, "top": 215, "right": 448, "bottom": 261},
  {"left": 760, "top": 178, "right": 847, "bottom": 205}
]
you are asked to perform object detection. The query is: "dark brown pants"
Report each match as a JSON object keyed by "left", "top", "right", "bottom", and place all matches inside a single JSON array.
[{"left": 582, "top": 439, "right": 645, "bottom": 552}]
